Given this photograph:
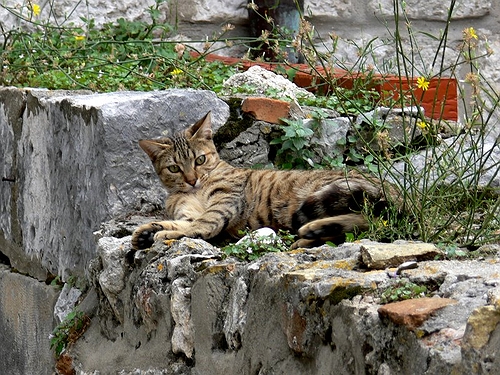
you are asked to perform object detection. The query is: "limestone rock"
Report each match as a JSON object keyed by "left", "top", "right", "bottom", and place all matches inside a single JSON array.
[
  {"left": 223, "top": 66, "right": 314, "bottom": 101},
  {"left": 462, "top": 305, "right": 500, "bottom": 350},
  {"left": 218, "top": 121, "right": 272, "bottom": 167},
  {"left": 223, "top": 277, "right": 249, "bottom": 350},
  {"left": 171, "top": 278, "right": 195, "bottom": 358},
  {"left": 54, "top": 283, "right": 83, "bottom": 323},
  {"left": 360, "top": 241, "right": 442, "bottom": 269},
  {"left": 97, "top": 236, "right": 131, "bottom": 323},
  {"left": 0, "top": 267, "right": 59, "bottom": 375},
  {"left": 308, "top": 116, "right": 351, "bottom": 163}
]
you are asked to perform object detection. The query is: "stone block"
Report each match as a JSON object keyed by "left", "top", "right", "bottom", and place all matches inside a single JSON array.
[
  {"left": 177, "top": 0, "right": 247, "bottom": 23},
  {"left": 305, "top": 0, "right": 353, "bottom": 20},
  {"left": 0, "top": 266, "right": 60, "bottom": 375},
  {"left": 360, "top": 242, "right": 442, "bottom": 269},
  {"left": 0, "top": 88, "right": 230, "bottom": 280},
  {"left": 371, "top": 0, "right": 491, "bottom": 20}
]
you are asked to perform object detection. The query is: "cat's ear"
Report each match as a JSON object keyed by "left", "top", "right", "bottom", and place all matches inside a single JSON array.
[
  {"left": 138, "top": 139, "right": 170, "bottom": 161},
  {"left": 187, "top": 111, "right": 213, "bottom": 140}
]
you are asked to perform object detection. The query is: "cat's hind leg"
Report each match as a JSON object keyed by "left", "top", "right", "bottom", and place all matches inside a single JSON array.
[
  {"left": 131, "top": 220, "right": 191, "bottom": 249},
  {"left": 291, "top": 213, "right": 368, "bottom": 249}
]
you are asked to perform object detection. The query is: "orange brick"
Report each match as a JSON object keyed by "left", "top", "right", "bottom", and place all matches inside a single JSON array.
[
  {"left": 241, "top": 97, "right": 290, "bottom": 124},
  {"left": 378, "top": 297, "right": 458, "bottom": 330}
]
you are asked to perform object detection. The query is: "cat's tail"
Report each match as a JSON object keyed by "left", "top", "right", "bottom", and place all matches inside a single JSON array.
[{"left": 290, "top": 172, "right": 401, "bottom": 248}]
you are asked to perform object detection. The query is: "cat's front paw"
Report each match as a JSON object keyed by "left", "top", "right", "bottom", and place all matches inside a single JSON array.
[
  {"left": 290, "top": 238, "right": 318, "bottom": 249},
  {"left": 153, "top": 230, "right": 185, "bottom": 242},
  {"left": 131, "top": 222, "right": 164, "bottom": 249}
]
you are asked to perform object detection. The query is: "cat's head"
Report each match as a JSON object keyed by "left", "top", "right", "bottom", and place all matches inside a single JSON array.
[{"left": 139, "top": 111, "right": 220, "bottom": 193}]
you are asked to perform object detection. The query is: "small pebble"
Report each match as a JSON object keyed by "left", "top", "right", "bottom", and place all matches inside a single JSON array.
[{"left": 396, "top": 261, "right": 418, "bottom": 274}]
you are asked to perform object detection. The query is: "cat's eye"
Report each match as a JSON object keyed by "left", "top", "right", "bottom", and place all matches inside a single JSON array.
[
  {"left": 195, "top": 155, "right": 206, "bottom": 166},
  {"left": 167, "top": 165, "right": 180, "bottom": 173}
]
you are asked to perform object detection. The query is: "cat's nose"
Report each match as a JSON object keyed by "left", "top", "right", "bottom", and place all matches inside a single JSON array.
[
  {"left": 184, "top": 175, "right": 197, "bottom": 186},
  {"left": 183, "top": 169, "right": 198, "bottom": 187},
  {"left": 186, "top": 179, "right": 197, "bottom": 186}
]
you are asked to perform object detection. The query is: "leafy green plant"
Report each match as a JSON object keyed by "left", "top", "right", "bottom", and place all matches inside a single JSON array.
[
  {"left": 435, "top": 243, "right": 468, "bottom": 259},
  {"left": 50, "top": 310, "right": 90, "bottom": 357},
  {"left": 222, "top": 229, "right": 295, "bottom": 261},
  {"left": 380, "top": 281, "right": 428, "bottom": 304},
  {"left": 269, "top": 109, "right": 356, "bottom": 170},
  {"left": 270, "top": 117, "right": 317, "bottom": 169}
]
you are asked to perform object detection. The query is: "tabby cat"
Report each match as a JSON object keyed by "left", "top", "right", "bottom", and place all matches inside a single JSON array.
[{"left": 131, "top": 112, "right": 393, "bottom": 250}]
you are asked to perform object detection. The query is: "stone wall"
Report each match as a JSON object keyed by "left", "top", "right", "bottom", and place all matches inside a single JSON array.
[
  {"left": 0, "top": 265, "right": 59, "bottom": 375},
  {"left": 0, "top": 87, "right": 231, "bottom": 374},
  {"left": 71, "top": 235, "right": 500, "bottom": 375},
  {"left": 1, "top": 1, "right": 499, "bottom": 372},
  {"left": 1, "top": 86, "right": 499, "bottom": 374}
]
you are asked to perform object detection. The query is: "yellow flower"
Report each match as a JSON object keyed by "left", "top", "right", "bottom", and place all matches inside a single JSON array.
[
  {"left": 74, "top": 35, "right": 86, "bottom": 41},
  {"left": 171, "top": 68, "right": 183, "bottom": 75},
  {"left": 416, "top": 76, "right": 430, "bottom": 91},
  {"left": 464, "top": 27, "right": 478, "bottom": 41},
  {"left": 32, "top": 3, "right": 41, "bottom": 16},
  {"left": 416, "top": 119, "right": 428, "bottom": 130}
]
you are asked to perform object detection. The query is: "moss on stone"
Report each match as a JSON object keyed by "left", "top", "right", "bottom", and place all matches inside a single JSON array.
[{"left": 213, "top": 97, "right": 255, "bottom": 149}]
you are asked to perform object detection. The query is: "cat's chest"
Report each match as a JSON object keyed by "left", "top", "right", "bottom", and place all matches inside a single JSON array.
[{"left": 167, "top": 191, "right": 207, "bottom": 219}]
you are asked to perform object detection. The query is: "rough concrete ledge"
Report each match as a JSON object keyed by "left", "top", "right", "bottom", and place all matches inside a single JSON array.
[{"left": 66, "top": 235, "right": 500, "bottom": 375}]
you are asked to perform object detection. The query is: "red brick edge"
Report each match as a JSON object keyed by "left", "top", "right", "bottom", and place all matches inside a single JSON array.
[{"left": 193, "top": 52, "right": 458, "bottom": 121}]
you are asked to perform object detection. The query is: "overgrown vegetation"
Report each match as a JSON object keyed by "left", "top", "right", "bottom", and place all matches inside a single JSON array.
[
  {"left": 1, "top": 0, "right": 499, "bottom": 250},
  {"left": 288, "top": 1, "right": 500, "bottom": 248},
  {"left": 50, "top": 310, "right": 90, "bottom": 357},
  {"left": 0, "top": 0, "right": 239, "bottom": 91}
]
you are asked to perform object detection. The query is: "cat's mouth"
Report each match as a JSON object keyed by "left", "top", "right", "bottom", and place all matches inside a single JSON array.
[{"left": 182, "top": 180, "right": 201, "bottom": 192}]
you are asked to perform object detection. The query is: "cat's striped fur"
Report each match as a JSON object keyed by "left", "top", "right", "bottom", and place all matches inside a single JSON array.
[{"left": 131, "top": 112, "right": 394, "bottom": 249}]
